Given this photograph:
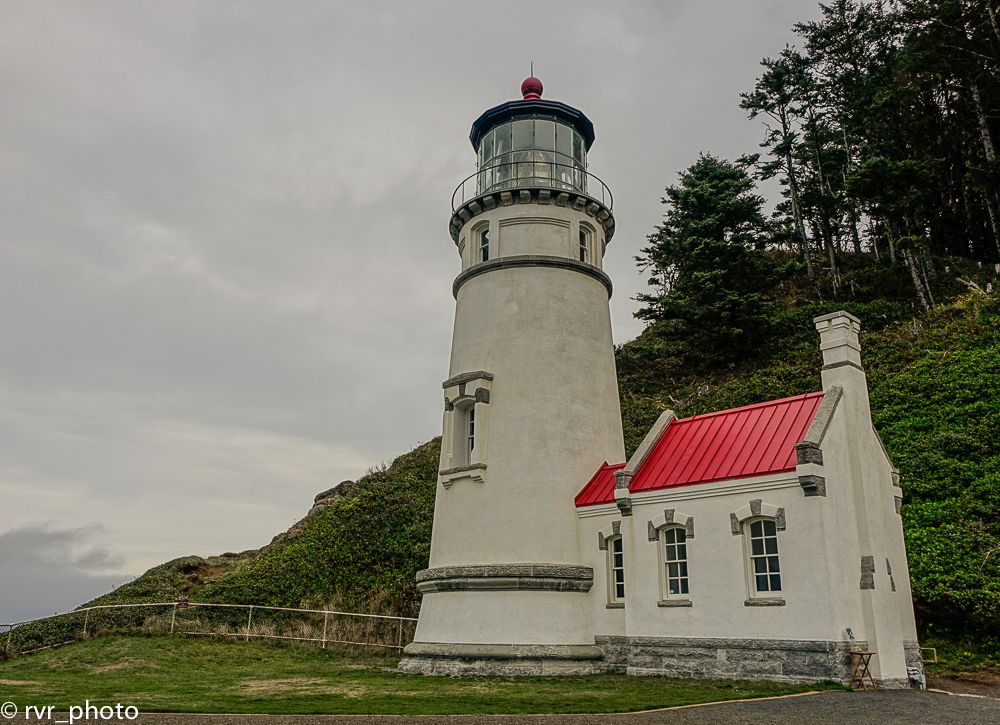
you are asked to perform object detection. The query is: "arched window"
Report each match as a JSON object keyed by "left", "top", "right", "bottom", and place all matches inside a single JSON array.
[
  {"left": 478, "top": 225, "right": 490, "bottom": 263},
  {"left": 578, "top": 225, "right": 592, "bottom": 263},
  {"left": 746, "top": 518, "right": 781, "bottom": 596},
  {"left": 660, "top": 526, "right": 689, "bottom": 599}
]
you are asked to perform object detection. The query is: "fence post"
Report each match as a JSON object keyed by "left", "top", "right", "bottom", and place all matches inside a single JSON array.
[
  {"left": 82, "top": 610, "right": 90, "bottom": 639},
  {"left": 245, "top": 606, "right": 254, "bottom": 642},
  {"left": 169, "top": 603, "right": 178, "bottom": 635},
  {"left": 397, "top": 619, "right": 403, "bottom": 650},
  {"left": 322, "top": 612, "right": 329, "bottom": 650}
]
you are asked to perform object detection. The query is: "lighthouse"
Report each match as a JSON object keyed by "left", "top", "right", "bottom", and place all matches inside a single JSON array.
[{"left": 398, "top": 77, "right": 626, "bottom": 675}]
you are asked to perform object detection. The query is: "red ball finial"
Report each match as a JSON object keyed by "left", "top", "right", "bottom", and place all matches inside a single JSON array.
[{"left": 521, "top": 76, "right": 543, "bottom": 100}]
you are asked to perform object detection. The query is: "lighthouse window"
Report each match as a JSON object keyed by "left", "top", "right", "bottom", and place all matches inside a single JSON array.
[
  {"left": 479, "top": 227, "right": 490, "bottom": 262},
  {"left": 579, "top": 227, "right": 592, "bottom": 263},
  {"left": 467, "top": 406, "right": 475, "bottom": 454}
]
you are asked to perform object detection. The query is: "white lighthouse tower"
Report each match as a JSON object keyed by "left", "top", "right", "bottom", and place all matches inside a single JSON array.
[{"left": 399, "top": 77, "right": 625, "bottom": 675}]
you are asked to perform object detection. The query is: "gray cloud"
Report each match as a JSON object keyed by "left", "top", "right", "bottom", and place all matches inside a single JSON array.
[
  {"left": 1, "top": 1, "right": 822, "bottom": 620},
  {"left": 0, "top": 525, "right": 129, "bottom": 623}
]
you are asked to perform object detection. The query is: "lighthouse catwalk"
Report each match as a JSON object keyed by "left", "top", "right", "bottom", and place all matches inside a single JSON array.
[{"left": 398, "top": 79, "right": 922, "bottom": 687}]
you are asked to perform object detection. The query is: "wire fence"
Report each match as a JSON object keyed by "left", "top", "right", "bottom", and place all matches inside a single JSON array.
[{"left": 1, "top": 602, "right": 417, "bottom": 659}]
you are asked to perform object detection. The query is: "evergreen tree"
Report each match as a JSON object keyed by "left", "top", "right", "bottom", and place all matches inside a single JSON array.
[{"left": 635, "top": 155, "right": 781, "bottom": 365}]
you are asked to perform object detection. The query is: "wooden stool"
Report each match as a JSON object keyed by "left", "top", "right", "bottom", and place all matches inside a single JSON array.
[{"left": 849, "top": 651, "right": 877, "bottom": 690}]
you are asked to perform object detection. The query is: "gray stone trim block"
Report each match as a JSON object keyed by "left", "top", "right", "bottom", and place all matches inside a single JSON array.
[
  {"left": 798, "top": 474, "right": 827, "bottom": 497},
  {"left": 887, "top": 558, "right": 897, "bottom": 592},
  {"left": 474, "top": 387, "right": 491, "bottom": 404},
  {"left": 598, "top": 521, "right": 623, "bottom": 550},
  {"left": 605, "top": 602, "right": 625, "bottom": 609},
  {"left": 745, "top": 598, "right": 786, "bottom": 606},
  {"left": 613, "top": 469, "right": 633, "bottom": 490},
  {"left": 775, "top": 507, "right": 786, "bottom": 531},
  {"left": 415, "top": 563, "right": 594, "bottom": 593},
  {"left": 731, "top": 512, "right": 741, "bottom": 535},
  {"left": 657, "top": 599, "right": 693, "bottom": 607},
  {"left": 891, "top": 470, "right": 902, "bottom": 487},
  {"left": 442, "top": 370, "right": 494, "bottom": 389},
  {"left": 438, "top": 463, "right": 487, "bottom": 477},
  {"left": 616, "top": 497, "right": 632, "bottom": 516},
  {"left": 750, "top": 499, "right": 762, "bottom": 516},
  {"left": 795, "top": 441, "right": 824, "bottom": 465},
  {"left": 453, "top": 255, "right": 614, "bottom": 299},
  {"left": 647, "top": 509, "right": 695, "bottom": 541},
  {"left": 894, "top": 495, "right": 903, "bottom": 514},
  {"left": 802, "top": 386, "right": 843, "bottom": 446},
  {"left": 443, "top": 398, "right": 454, "bottom": 412},
  {"left": 860, "top": 555, "right": 876, "bottom": 589}
]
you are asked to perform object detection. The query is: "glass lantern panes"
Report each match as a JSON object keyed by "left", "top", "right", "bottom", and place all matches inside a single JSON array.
[{"left": 475, "top": 119, "right": 587, "bottom": 195}]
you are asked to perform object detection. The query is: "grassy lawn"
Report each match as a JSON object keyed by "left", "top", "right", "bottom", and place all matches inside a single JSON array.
[{"left": 0, "top": 635, "right": 843, "bottom": 715}]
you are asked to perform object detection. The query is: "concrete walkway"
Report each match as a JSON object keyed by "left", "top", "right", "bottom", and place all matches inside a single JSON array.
[{"left": 12, "top": 690, "right": 1000, "bottom": 725}]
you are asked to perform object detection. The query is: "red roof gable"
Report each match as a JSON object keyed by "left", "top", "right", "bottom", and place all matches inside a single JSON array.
[
  {"left": 629, "top": 392, "right": 824, "bottom": 493},
  {"left": 574, "top": 461, "right": 625, "bottom": 507}
]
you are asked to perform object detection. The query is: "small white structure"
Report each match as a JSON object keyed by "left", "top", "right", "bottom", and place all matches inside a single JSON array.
[{"left": 399, "top": 79, "right": 921, "bottom": 686}]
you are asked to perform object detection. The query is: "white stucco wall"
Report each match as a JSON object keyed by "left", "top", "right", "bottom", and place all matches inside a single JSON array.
[{"left": 414, "top": 199, "right": 625, "bottom": 648}]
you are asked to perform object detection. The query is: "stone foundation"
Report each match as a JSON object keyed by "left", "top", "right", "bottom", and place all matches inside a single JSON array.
[
  {"left": 596, "top": 635, "right": 867, "bottom": 684},
  {"left": 397, "top": 642, "right": 605, "bottom": 676},
  {"left": 399, "top": 637, "right": 919, "bottom": 684}
]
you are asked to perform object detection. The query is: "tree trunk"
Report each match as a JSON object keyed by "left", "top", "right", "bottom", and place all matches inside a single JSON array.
[
  {"left": 904, "top": 248, "right": 932, "bottom": 311},
  {"left": 779, "top": 106, "right": 814, "bottom": 279}
]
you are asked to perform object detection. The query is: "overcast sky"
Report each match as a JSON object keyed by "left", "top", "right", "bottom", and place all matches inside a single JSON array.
[{"left": 0, "top": 1, "right": 824, "bottom": 623}]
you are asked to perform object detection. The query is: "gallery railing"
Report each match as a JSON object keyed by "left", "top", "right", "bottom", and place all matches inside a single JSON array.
[{"left": 452, "top": 161, "right": 613, "bottom": 212}]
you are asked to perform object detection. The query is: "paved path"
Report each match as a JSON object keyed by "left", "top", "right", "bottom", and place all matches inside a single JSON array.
[{"left": 11, "top": 690, "right": 1000, "bottom": 725}]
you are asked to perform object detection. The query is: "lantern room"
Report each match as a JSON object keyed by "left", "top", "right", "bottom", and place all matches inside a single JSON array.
[{"left": 468, "top": 77, "right": 596, "bottom": 196}]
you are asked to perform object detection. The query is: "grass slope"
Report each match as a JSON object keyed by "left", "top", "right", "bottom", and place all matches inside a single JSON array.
[{"left": 0, "top": 635, "right": 840, "bottom": 714}]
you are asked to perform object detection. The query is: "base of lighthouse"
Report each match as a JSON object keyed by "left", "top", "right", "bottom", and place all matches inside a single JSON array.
[
  {"left": 398, "top": 571, "right": 605, "bottom": 675},
  {"left": 397, "top": 643, "right": 605, "bottom": 676}
]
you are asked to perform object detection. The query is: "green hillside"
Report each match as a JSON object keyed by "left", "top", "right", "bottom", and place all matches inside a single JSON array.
[{"left": 68, "top": 259, "right": 999, "bottom": 654}]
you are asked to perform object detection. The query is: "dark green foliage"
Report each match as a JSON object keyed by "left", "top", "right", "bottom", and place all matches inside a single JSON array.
[{"left": 635, "top": 155, "right": 783, "bottom": 366}]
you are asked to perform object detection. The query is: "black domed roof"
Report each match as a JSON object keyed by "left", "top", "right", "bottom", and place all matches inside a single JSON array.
[{"left": 469, "top": 98, "right": 596, "bottom": 151}]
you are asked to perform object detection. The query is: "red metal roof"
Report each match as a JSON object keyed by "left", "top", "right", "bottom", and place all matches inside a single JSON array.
[
  {"left": 628, "top": 392, "right": 825, "bottom": 493},
  {"left": 574, "top": 461, "right": 625, "bottom": 507}
]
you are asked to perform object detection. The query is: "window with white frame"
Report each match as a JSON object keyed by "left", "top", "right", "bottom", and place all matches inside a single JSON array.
[
  {"left": 746, "top": 518, "right": 782, "bottom": 595},
  {"left": 661, "top": 526, "right": 689, "bottom": 598},
  {"left": 608, "top": 535, "right": 625, "bottom": 603},
  {"left": 478, "top": 226, "right": 490, "bottom": 262},
  {"left": 578, "top": 227, "right": 590, "bottom": 263}
]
